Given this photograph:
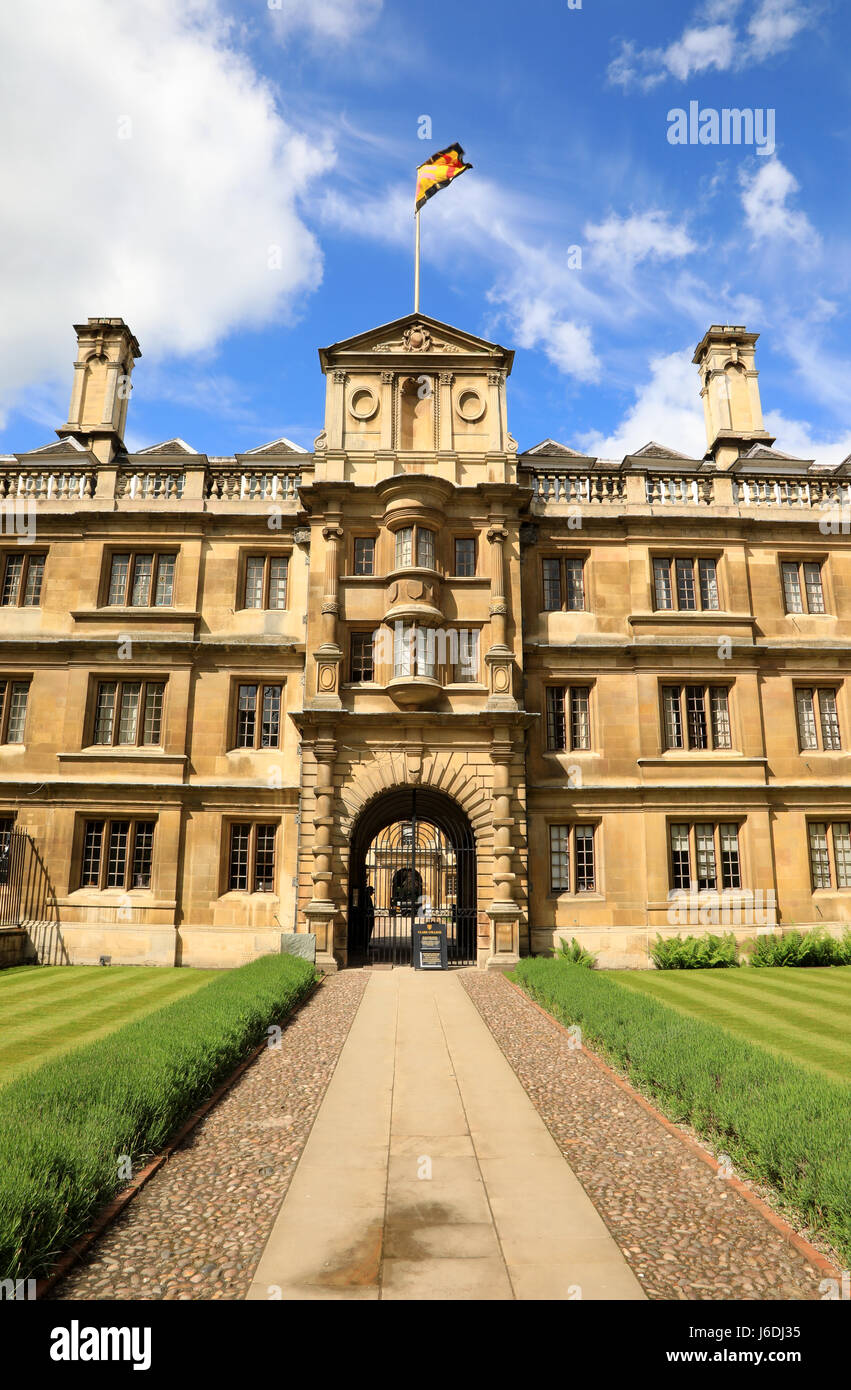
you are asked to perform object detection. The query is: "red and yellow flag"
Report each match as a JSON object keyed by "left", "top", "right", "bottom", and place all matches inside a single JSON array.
[{"left": 415, "top": 143, "right": 472, "bottom": 212}]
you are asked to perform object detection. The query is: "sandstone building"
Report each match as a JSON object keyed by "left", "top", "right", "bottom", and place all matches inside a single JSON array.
[{"left": 0, "top": 312, "right": 849, "bottom": 970}]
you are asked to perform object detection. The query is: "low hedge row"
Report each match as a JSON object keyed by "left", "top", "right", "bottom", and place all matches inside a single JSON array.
[
  {"left": 514, "top": 957, "right": 851, "bottom": 1264},
  {"left": 0, "top": 953, "right": 316, "bottom": 1280}
]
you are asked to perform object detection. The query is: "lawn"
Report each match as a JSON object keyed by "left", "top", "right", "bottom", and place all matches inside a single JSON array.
[
  {"left": 611, "top": 965, "right": 851, "bottom": 1084},
  {"left": 0, "top": 965, "right": 217, "bottom": 1085}
]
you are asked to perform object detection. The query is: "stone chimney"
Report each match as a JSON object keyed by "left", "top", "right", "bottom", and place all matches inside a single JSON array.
[
  {"left": 693, "top": 325, "right": 774, "bottom": 470},
  {"left": 57, "top": 317, "right": 141, "bottom": 464}
]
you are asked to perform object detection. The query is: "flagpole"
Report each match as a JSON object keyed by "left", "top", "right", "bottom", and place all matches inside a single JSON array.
[{"left": 414, "top": 206, "right": 421, "bottom": 313}]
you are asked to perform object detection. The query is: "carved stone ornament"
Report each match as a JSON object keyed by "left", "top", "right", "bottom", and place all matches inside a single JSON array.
[{"left": 403, "top": 324, "right": 432, "bottom": 353}]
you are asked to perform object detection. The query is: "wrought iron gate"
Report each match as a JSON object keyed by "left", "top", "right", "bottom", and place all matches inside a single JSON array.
[{"left": 348, "top": 793, "right": 476, "bottom": 966}]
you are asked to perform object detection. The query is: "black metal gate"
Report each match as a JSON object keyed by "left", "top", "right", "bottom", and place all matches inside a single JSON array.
[{"left": 348, "top": 790, "right": 477, "bottom": 966}]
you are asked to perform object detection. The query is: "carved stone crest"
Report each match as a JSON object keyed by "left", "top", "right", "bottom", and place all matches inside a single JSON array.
[{"left": 403, "top": 323, "right": 432, "bottom": 353}]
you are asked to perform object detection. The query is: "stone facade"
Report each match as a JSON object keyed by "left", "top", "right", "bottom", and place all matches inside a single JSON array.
[{"left": 1, "top": 313, "right": 849, "bottom": 969}]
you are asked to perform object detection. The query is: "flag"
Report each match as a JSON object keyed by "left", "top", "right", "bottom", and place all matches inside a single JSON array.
[{"left": 415, "top": 143, "right": 472, "bottom": 212}]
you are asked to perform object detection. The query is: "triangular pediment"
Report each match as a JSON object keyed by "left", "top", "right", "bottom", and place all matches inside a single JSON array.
[
  {"left": 320, "top": 313, "right": 514, "bottom": 371},
  {"left": 522, "top": 438, "right": 593, "bottom": 460},
  {"left": 17, "top": 437, "right": 87, "bottom": 458},
  {"left": 632, "top": 441, "right": 698, "bottom": 461},
  {"left": 242, "top": 436, "right": 308, "bottom": 457},
  {"left": 741, "top": 443, "right": 813, "bottom": 464},
  {"left": 136, "top": 438, "right": 198, "bottom": 456}
]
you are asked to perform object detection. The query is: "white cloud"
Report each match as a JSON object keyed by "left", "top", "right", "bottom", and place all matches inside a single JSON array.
[
  {"left": 584, "top": 211, "right": 695, "bottom": 272},
  {"left": 268, "top": 0, "right": 383, "bottom": 43},
  {"left": 579, "top": 349, "right": 707, "bottom": 459},
  {"left": 609, "top": 1, "right": 814, "bottom": 89},
  {"left": 739, "top": 159, "right": 817, "bottom": 245},
  {"left": 762, "top": 413, "right": 851, "bottom": 465},
  {"left": 0, "top": 0, "right": 335, "bottom": 432}
]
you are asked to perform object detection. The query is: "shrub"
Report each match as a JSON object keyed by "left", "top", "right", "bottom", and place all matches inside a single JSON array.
[
  {"left": 749, "top": 927, "right": 846, "bottom": 967},
  {"left": 552, "top": 936, "right": 596, "bottom": 967},
  {"left": 0, "top": 953, "right": 315, "bottom": 1280},
  {"left": 651, "top": 932, "right": 739, "bottom": 970},
  {"left": 514, "top": 957, "right": 851, "bottom": 1264}
]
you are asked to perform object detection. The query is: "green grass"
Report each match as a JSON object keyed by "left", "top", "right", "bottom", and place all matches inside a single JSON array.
[
  {"left": 0, "top": 965, "right": 217, "bottom": 1085},
  {"left": 612, "top": 966, "right": 851, "bottom": 1084},
  {"left": 0, "top": 953, "right": 316, "bottom": 1280},
  {"left": 513, "top": 958, "right": 851, "bottom": 1265}
]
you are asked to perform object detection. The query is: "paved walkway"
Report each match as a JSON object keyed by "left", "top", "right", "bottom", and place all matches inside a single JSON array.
[{"left": 246, "top": 969, "right": 644, "bottom": 1301}]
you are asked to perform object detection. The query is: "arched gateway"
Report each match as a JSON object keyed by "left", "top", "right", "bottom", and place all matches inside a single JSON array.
[{"left": 347, "top": 787, "right": 477, "bottom": 966}]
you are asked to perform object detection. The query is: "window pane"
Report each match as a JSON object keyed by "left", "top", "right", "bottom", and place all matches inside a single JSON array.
[
  {"left": 710, "top": 687, "right": 731, "bottom": 749},
  {"left": 351, "top": 632, "right": 374, "bottom": 682},
  {"left": 93, "top": 682, "right": 117, "bottom": 745},
  {"left": 416, "top": 627, "right": 436, "bottom": 678},
  {"left": 808, "top": 822, "right": 831, "bottom": 889},
  {"left": 720, "top": 823, "right": 741, "bottom": 889},
  {"left": 546, "top": 686, "right": 566, "bottom": 751},
  {"left": 354, "top": 537, "right": 375, "bottom": 576},
  {"left": 670, "top": 823, "right": 690, "bottom": 889},
  {"left": 117, "top": 683, "right": 141, "bottom": 745},
  {"left": 395, "top": 528, "right": 413, "bottom": 569},
  {"left": 675, "top": 558, "right": 696, "bottom": 611},
  {"left": 260, "top": 685, "right": 281, "bottom": 748},
  {"left": 229, "top": 824, "right": 250, "bottom": 891},
  {"left": 832, "top": 823, "right": 851, "bottom": 888},
  {"left": 23, "top": 555, "right": 45, "bottom": 606},
  {"left": 818, "top": 688, "right": 841, "bottom": 750},
  {"left": 416, "top": 528, "right": 435, "bottom": 569},
  {"left": 803, "top": 562, "right": 824, "bottom": 614},
  {"left": 131, "top": 821, "right": 155, "bottom": 888},
  {"left": 236, "top": 685, "right": 257, "bottom": 747},
  {"left": 154, "top": 554, "right": 175, "bottom": 607},
  {"left": 142, "top": 683, "right": 164, "bottom": 745},
  {"left": 454, "top": 538, "right": 475, "bottom": 577},
  {"left": 6, "top": 683, "right": 28, "bottom": 744},
  {"left": 542, "top": 558, "right": 562, "bottom": 611},
  {"left": 663, "top": 687, "right": 683, "bottom": 750},
  {"left": 108, "top": 554, "right": 130, "bottom": 606},
  {"left": 575, "top": 825, "right": 595, "bottom": 891},
  {"left": 695, "top": 823, "right": 717, "bottom": 890},
  {"left": 698, "top": 558, "right": 719, "bottom": 610},
  {"left": 105, "top": 822, "right": 130, "bottom": 888},
  {"left": 1, "top": 556, "right": 23, "bottom": 606},
  {"left": 453, "top": 629, "right": 479, "bottom": 683},
  {"left": 394, "top": 623, "right": 413, "bottom": 677},
  {"left": 130, "top": 555, "right": 153, "bottom": 606},
  {"left": 653, "top": 558, "right": 673, "bottom": 610},
  {"left": 254, "top": 824, "right": 276, "bottom": 892},
  {"left": 564, "top": 558, "right": 585, "bottom": 611},
  {"left": 549, "top": 824, "right": 570, "bottom": 891},
  {"left": 795, "top": 688, "right": 818, "bottom": 750},
  {"left": 268, "top": 557, "right": 288, "bottom": 609},
  {"left": 569, "top": 687, "right": 590, "bottom": 750},
  {"left": 781, "top": 561, "right": 803, "bottom": 614},
  {"left": 81, "top": 821, "right": 104, "bottom": 887},
  {"left": 244, "top": 556, "right": 265, "bottom": 609},
  {"left": 686, "top": 685, "right": 708, "bottom": 750}
]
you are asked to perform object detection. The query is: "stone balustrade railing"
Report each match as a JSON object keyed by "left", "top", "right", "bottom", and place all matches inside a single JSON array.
[
  {"left": 116, "top": 470, "right": 185, "bottom": 500},
  {"left": 205, "top": 469, "right": 302, "bottom": 501},
  {"left": 733, "top": 476, "right": 851, "bottom": 509},
  {"left": 531, "top": 472, "right": 625, "bottom": 504},
  {"left": 645, "top": 475, "right": 714, "bottom": 505},
  {"left": 0, "top": 469, "right": 96, "bottom": 500}
]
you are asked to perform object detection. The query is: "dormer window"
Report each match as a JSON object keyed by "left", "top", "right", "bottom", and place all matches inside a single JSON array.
[{"left": 395, "top": 526, "right": 435, "bottom": 571}]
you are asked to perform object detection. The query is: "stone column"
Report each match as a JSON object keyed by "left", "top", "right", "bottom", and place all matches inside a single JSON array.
[
  {"left": 486, "top": 729, "right": 520, "bottom": 969},
  {"left": 313, "top": 520, "right": 344, "bottom": 708},
  {"left": 304, "top": 730, "right": 339, "bottom": 971},
  {"left": 487, "top": 371, "right": 503, "bottom": 451},
  {"left": 484, "top": 524, "right": 516, "bottom": 710},
  {"left": 327, "top": 370, "right": 347, "bottom": 450},
  {"left": 437, "top": 372, "right": 454, "bottom": 452},
  {"left": 379, "top": 372, "right": 395, "bottom": 451}
]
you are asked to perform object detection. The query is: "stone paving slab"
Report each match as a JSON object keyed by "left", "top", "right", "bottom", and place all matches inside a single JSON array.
[
  {"left": 461, "top": 970, "right": 831, "bottom": 1301},
  {"left": 48, "top": 972, "right": 368, "bottom": 1301},
  {"left": 246, "top": 969, "right": 644, "bottom": 1300}
]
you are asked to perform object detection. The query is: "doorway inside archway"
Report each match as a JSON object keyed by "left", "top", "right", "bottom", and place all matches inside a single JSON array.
[{"left": 347, "top": 787, "right": 477, "bottom": 966}]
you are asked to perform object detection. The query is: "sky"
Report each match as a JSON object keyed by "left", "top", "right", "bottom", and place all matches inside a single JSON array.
[{"left": 1, "top": 0, "right": 849, "bottom": 463}]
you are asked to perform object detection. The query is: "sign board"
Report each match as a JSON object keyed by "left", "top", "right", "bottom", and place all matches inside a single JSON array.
[{"left": 414, "top": 919, "right": 448, "bottom": 971}]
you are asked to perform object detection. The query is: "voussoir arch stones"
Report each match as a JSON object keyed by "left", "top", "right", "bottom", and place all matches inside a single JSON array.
[{"left": 338, "top": 751, "right": 492, "bottom": 844}]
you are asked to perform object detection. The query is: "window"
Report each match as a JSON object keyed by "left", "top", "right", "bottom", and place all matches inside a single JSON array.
[
  {"left": 107, "top": 552, "right": 176, "bottom": 608},
  {"left": 80, "top": 818, "right": 155, "bottom": 889},
  {"left": 353, "top": 537, "right": 375, "bottom": 576},
  {"left": 0, "top": 816, "right": 13, "bottom": 885},
  {"left": 808, "top": 822, "right": 851, "bottom": 889},
  {"left": 545, "top": 685, "right": 591, "bottom": 751},
  {"left": 662, "top": 685, "right": 731, "bottom": 751},
  {"left": 242, "top": 554, "right": 288, "bottom": 610},
  {"left": 0, "top": 552, "right": 45, "bottom": 607},
  {"left": 0, "top": 680, "right": 29, "bottom": 744},
  {"left": 227, "top": 822, "right": 277, "bottom": 892},
  {"left": 782, "top": 560, "right": 825, "bottom": 615},
  {"left": 454, "top": 538, "right": 476, "bottom": 577},
  {"left": 394, "top": 526, "right": 436, "bottom": 571},
  {"left": 92, "top": 679, "right": 165, "bottom": 747},
  {"left": 451, "top": 629, "right": 480, "bottom": 683},
  {"left": 549, "top": 824, "right": 596, "bottom": 893},
  {"left": 796, "top": 687, "right": 841, "bottom": 751},
  {"left": 542, "top": 557, "right": 585, "bottom": 612},
  {"left": 350, "top": 632, "right": 375, "bottom": 683},
  {"left": 669, "top": 822, "right": 742, "bottom": 891},
  {"left": 233, "top": 683, "right": 281, "bottom": 750},
  {"left": 653, "top": 557, "right": 719, "bottom": 612},
  {"left": 393, "top": 623, "right": 435, "bottom": 678}
]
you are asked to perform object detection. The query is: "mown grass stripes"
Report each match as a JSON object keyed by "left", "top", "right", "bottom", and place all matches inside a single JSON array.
[
  {"left": 514, "top": 958, "right": 851, "bottom": 1266},
  {"left": 0, "top": 953, "right": 316, "bottom": 1280}
]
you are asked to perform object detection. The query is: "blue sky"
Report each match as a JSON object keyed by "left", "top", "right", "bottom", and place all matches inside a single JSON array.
[{"left": 1, "top": 0, "right": 849, "bottom": 462}]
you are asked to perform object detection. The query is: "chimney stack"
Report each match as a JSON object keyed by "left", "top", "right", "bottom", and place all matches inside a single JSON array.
[
  {"left": 693, "top": 325, "right": 774, "bottom": 470},
  {"left": 57, "top": 317, "right": 141, "bottom": 464}
]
